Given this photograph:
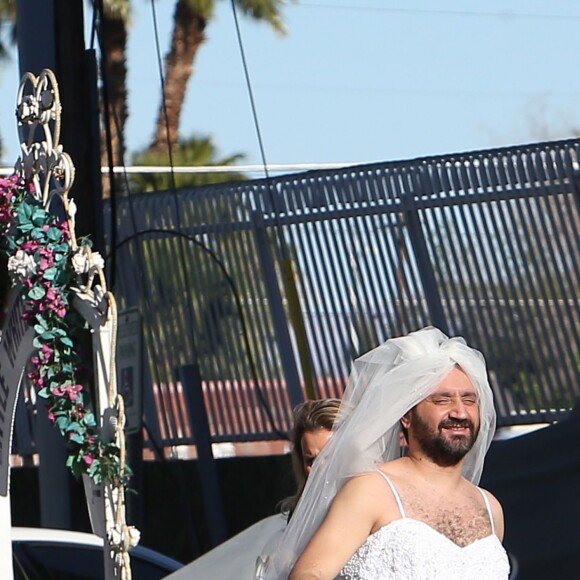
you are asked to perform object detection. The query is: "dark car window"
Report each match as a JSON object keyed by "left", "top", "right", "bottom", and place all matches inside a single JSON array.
[
  {"left": 13, "top": 541, "right": 179, "bottom": 580},
  {"left": 14, "top": 543, "right": 103, "bottom": 580}
]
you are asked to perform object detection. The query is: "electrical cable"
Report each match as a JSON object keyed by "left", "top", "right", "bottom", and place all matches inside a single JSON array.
[
  {"left": 146, "top": 0, "right": 288, "bottom": 440},
  {"left": 91, "top": 0, "right": 290, "bottom": 442},
  {"left": 148, "top": 0, "right": 201, "bottom": 365},
  {"left": 297, "top": 2, "right": 580, "bottom": 21},
  {"left": 230, "top": 0, "right": 318, "bottom": 401},
  {"left": 90, "top": 1, "right": 174, "bottom": 436},
  {"left": 105, "top": 228, "right": 290, "bottom": 441},
  {"left": 91, "top": 0, "right": 120, "bottom": 289},
  {"left": 148, "top": 0, "right": 178, "bottom": 196}
]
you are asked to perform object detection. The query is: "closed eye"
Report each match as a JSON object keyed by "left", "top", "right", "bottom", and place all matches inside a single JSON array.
[
  {"left": 431, "top": 397, "right": 452, "bottom": 405},
  {"left": 429, "top": 395, "right": 478, "bottom": 405}
]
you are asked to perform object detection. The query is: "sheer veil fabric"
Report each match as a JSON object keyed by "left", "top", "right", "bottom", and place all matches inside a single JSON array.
[{"left": 262, "top": 327, "right": 497, "bottom": 579}]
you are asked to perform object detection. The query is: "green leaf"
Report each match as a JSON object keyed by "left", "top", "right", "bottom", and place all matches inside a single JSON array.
[
  {"left": 47, "top": 227, "right": 62, "bottom": 242},
  {"left": 56, "top": 416, "right": 70, "bottom": 431},
  {"left": 60, "top": 361, "right": 74, "bottom": 373},
  {"left": 34, "top": 314, "right": 48, "bottom": 327},
  {"left": 31, "top": 208, "right": 48, "bottom": 225},
  {"left": 84, "top": 412, "right": 97, "bottom": 427},
  {"left": 31, "top": 228, "right": 47, "bottom": 241},
  {"left": 17, "top": 202, "right": 32, "bottom": 222},
  {"left": 87, "top": 460, "right": 102, "bottom": 482},
  {"left": 28, "top": 286, "right": 46, "bottom": 300},
  {"left": 42, "top": 267, "right": 58, "bottom": 281},
  {"left": 69, "top": 432, "right": 85, "bottom": 444}
]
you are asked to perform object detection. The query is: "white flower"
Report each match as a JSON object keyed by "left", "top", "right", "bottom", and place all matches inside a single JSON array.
[
  {"left": 93, "top": 284, "right": 107, "bottom": 308},
  {"left": 71, "top": 249, "right": 89, "bottom": 274},
  {"left": 8, "top": 249, "right": 37, "bottom": 280},
  {"left": 67, "top": 198, "right": 77, "bottom": 218},
  {"left": 108, "top": 524, "right": 140, "bottom": 550},
  {"left": 89, "top": 251, "right": 105, "bottom": 272},
  {"left": 126, "top": 526, "right": 140, "bottom": 548}
]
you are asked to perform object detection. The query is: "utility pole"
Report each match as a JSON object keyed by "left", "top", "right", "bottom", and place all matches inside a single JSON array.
[{"left": 15, "top": 0, "right": 103, "bottom": 530}]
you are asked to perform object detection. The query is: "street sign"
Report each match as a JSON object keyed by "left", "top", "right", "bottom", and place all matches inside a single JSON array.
[{"left": 116, "top": 309, "right": 142, "bottom": 435}]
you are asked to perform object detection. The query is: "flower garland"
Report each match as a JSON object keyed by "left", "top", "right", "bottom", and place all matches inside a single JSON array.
[{"left": 0, "top": 174, "right": 129, "bottom": 486}]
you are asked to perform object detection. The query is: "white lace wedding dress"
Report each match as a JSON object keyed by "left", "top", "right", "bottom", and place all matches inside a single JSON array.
[{"left": 336, "top": 473, "right": 510, "bottom": 580}]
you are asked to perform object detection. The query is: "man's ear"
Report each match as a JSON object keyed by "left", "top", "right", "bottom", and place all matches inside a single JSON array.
[{"left": 400, "top": 413, "right": 411, "bottom": 430}]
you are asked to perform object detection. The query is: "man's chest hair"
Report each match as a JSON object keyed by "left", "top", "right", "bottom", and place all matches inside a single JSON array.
[
  {"left": 409, "top": 504, "right": 491, "bottom": 547},
  {"left": 401, "top": 489, "right": 492, "bottom": 547}
]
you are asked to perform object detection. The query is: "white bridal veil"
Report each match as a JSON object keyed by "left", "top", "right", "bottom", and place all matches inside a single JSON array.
[{"left": 261, "top": 326, "right": 497, "bottom": 579}]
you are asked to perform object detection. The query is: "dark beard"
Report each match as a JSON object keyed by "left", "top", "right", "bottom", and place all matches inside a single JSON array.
[{"left": 411, "top": 411, "right": 478, "bottom": 467}]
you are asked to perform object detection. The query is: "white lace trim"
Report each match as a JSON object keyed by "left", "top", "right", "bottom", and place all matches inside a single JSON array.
[{"left": 336, "top": 518, "right": 510, "bottom": 580}]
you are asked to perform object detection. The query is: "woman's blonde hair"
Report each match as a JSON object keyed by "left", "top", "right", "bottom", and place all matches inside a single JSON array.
[{"left": 280, "top": 398, "right": 342, "bottom": 515}]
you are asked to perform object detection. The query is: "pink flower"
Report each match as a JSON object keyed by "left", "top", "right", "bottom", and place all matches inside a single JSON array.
[
  {"left": 59, "top": 220, "right": 71, "bottom": 241},
  {"left": 21, "top": 240, "right": 39, "bottom": 252},
  {"left": 40, "top": 345, "right": 53, "bottom": 362},
  {"left": 40, "top": 257, "right": 54, "bottom": 270},
  {"left": 83, "top": 454, "right": 94, "bottom": 466},
  {"left": 53, "top": 383, "right": 83, "bottom": 401}
]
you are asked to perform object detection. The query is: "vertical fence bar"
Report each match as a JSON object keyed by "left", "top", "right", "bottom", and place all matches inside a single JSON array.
[
  {"left": 180, "top": 364, "right": 227, "bottom": 547},
  {"left": 251, "top": 211, "right": 304, "bottom": 410},
  {"left": 401, "top": 185, "right": 448, "bottom": 334}
]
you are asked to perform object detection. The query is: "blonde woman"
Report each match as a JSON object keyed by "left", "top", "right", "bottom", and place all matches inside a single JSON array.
[{"left": 281, "top": 398, "right": 342, "bottom": 519}]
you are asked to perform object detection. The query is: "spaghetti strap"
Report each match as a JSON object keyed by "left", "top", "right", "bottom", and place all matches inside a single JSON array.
[
  {"left": 477, "top": 487, "right": 496, "bottom": 536},
  {"left": 374, "top": 470, "right": 406, "bottom": 518}
]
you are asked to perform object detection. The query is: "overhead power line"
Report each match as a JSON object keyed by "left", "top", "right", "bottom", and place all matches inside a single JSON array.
[{"left": 297, "top": 2, "right": 580, "bottom": 22}]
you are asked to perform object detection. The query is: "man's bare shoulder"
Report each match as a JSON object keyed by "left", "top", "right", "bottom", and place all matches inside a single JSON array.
[
  {"left": 478, "top": 486, "right": 503, "bottom": 509},
  {"left": 340, "top": 470, "right": 393, "bottom": 496},
  {"left": 336, "top": 469, "right": 399, "bottom": 510},
  {"left": 336, "top": 466, "right": 405, "bottom": 526},
  {"left": 478, "top": 486, "right": 505, "bottom": 537}
]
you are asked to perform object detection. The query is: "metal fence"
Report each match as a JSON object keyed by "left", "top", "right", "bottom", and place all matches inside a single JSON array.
[{"left": 12, "top": 137, "right": 570, "bottom": 457}]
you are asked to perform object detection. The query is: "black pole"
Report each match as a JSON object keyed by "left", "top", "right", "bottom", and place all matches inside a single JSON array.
[
  {"left": 180, "top": 364, "right": 228, "bottom": 547},
  {"left": 15, "top": 0, "right": 103, "bottom": 529}
]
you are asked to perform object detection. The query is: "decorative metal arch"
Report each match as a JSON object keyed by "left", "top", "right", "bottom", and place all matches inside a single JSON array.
[{"left": 0, "top": 69, "right": 137, "bottom": 579}]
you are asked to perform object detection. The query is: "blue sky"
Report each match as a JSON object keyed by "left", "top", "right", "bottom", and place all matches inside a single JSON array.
[{"left": 2, "top": 0, "right": 580, "bottom": 171}]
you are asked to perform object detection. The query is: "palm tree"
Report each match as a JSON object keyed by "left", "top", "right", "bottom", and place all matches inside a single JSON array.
[
  {"left": 0, "top": 0, "right": 15, "bottom": 59},
  {"left": 99, "top": 0, "right": 131, "bottom": 196},
  {"left": 0, "top": 0, "right": 16, "bottom": 160},
  {"left": 149, "top": 0, "right": 286, "bottom": 154},
  {"left": 131, "top": 135, "right": 246, "bottom": 192}
]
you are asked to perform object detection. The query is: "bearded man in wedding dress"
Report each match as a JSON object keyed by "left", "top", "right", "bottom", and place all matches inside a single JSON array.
[{"left": 263, "top": 327, "right": 510, "bottom": 580}]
